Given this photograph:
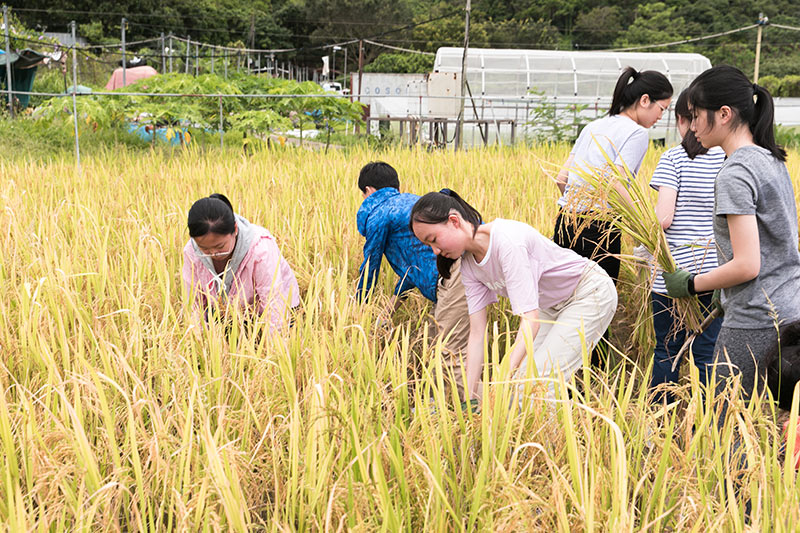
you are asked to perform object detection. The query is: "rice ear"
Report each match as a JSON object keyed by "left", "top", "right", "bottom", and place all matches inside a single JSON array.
[{"left": 554, "top": 138, "right": 704, "bottom": 332}]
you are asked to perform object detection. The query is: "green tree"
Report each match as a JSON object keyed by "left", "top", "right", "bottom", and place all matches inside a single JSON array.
[
  {"left": 364, "top": 53, "right": 434, "bottom": 73},
  {"left": 614, "top": 2, "right": 688, "bottom": 48},
  {"left": 573, "top": 6, "right": 624, "bottom": 48}
]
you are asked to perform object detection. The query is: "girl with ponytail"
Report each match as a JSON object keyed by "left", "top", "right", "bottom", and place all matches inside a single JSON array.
[
  {"left": 183, "top": 193, "right": 300, "bottom": 332},
  {"left": 553, "top": 66, "right": 673, "bottom": 366},
  {"left": 410, "top": 190, "right": 618, "bottom": 402},
  {"left": 663, "top": 65, "right": 800, "bottom": 404}
]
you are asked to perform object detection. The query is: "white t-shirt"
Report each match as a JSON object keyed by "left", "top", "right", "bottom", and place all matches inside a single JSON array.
[
  {"left": 649, "top": 145, "right": 725, "bottom": 293},
  {"left": 557, "top": 114, "right": 650, "bottom": 210},
  {"left": 460, "top": 219, "right": 588, "bottom": 315}
]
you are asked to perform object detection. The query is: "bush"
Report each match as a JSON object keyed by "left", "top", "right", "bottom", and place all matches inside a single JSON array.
[
  {"left": 31, "top": 73, "right": 365, "bottom": 147},
  {"left": 758, "top": 75, "right": 800, "bottom": 98},
  {"left": 780, "top": 75, "right": 800, "bottom": 97},
  {"left": 759, "top": 75, "right": 781, "bottom": 97},
  {"left": 775, "top": 125, "right": 800, "bottom": 149}
]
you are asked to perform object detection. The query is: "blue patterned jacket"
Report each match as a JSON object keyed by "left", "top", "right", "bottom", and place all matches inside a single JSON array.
[{"left": 356, "top": 187, "right": 438, "bottom": 302}]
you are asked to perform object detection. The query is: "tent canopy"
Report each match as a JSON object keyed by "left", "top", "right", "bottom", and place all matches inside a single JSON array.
[
  {"left": 0, "top": 48, "right": 46, "bottom": 109},
  {"left": 105, "top": 65, "right": 159, "bottom": 90}
]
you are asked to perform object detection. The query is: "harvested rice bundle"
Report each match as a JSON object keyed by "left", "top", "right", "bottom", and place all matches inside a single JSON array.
[{"left": 559, "top": 141, "right": 705, "bottom": 333}]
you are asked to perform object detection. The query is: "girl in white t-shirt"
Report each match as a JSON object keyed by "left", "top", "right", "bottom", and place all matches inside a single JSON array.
[
  {"left": 553, "top": 66, "right": 673, "bottom": 366},
  {"left": 410, "top": 189, "right": 617, "bottom": 402}
]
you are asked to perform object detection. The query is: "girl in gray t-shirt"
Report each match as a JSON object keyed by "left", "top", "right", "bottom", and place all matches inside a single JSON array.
[{"left": 663, "top": 66, "right": 800, "bottom": 403}]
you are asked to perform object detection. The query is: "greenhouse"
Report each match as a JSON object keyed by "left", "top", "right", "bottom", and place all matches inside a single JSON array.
[
  {"left": 363, "top": 48, "right": 714, "bottom": 146},
  {"left": 432, "top": 47, "right": 712, "bottom": 100}
]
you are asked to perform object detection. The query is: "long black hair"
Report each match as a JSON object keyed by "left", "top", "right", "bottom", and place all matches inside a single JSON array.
[
  {"left": 187, "top": 193, "right": 236, "bottom": 237},
  {"left": 609, "top": 66, "right": 673, "bottom": 116},
  {"left": 409, "top": 189, "right": 482, "bottom": 279},
  {"left": 674, "top": 89, "right": 707, "bottom": 159},
  {"left": 687, "top": 65, "right": 786, "bottom": 162}
]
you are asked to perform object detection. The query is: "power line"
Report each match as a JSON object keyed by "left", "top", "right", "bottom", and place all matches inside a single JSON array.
[
  {"left": 772, "top": 23, "right": 800, "bottom": 32},
  {"left": 362, "top": 40, "right": 435, "bottom": 56},
  {"left": 610, "top": 24, "right": 759, "bottom": 52}
]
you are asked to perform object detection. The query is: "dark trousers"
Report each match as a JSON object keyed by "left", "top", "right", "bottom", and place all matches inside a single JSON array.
[
  {"left": 650, "top": 292, "right": 722, "bottom": 404},
  {"left": 553, "top": 210, "right": 621, "bottom": 367}
]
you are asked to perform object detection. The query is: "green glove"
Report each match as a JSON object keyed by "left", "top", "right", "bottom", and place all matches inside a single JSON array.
[
  {"left": 663, "top": 269, "right": 693, "bottom": 299},
  {"left": 459, "top": 399, "right": 480, "bottom": 414},
  {"left": 712, "top": 289, "right": 724, "bottom": 317}
]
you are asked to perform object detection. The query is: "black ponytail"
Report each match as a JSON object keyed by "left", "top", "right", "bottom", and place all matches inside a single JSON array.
[
  {"left": 674, "top": 89, "right": 708, "bottom": 159},
  {"left": 409, "top": 189, "right": 483, "bottom": 279},
  {"left": 609, "top": 66, "right": 673, "bottom": 116},
  {"left": 752, "top": 83, "right": 786, "bottom": 161},
  {"left": 187, "top": 193, "right": 236, "bottom": 237},
  {"left": 687, "top": 65, "right": 786, "bottom": 162}
]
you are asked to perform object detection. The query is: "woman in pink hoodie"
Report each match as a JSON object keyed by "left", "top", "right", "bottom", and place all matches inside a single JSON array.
[{"left": 182, "top": 193, "right": 300, "bottom": 331}]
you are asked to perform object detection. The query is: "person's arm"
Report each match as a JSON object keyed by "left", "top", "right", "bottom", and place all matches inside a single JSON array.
[
  {"left": 356, "top": 219, "right": 389, "bottom": 302},
  {"left": 252, "top": 239, "right": 297, "bottom": 332},
  {"left": 505, "top": 309, "right": 541, "bottom": 373},
  {"left": 611, "top": 167, "right": 636, "bottom": 207},
  {"left": 556, "top": 154, "right": 575, "bottom": 194},
  {"left": 465, "top": 307, "right": 488, "bottom": 401},
  {"left": 654, "top": 187, "right": 678, "bottom": 230},
  {"left": 693, "top": 214, "right": 760, "bottom": 292},
  {"left": 182, "top": 246, "right": 207, "bottom": 313},
  {"left": 650, "top": 151, "right": 679, "bottom": 230}
]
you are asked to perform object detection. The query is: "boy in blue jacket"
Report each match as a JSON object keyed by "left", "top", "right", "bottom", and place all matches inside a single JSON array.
[{"left": 356, "top": 161, "right": 472, "bottom": 400}]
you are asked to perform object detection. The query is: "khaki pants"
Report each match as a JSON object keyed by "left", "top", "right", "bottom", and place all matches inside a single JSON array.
[
  {"left": 432, "top": 258, "right": 473, "bottom": 400},
  {"left": 515, "top": 261, "right": 618, "bottom": 397}
]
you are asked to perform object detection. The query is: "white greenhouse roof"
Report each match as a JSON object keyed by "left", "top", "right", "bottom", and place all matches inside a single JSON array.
[{"left": 433, "top": 47, "right": 712, "bottom": 99}]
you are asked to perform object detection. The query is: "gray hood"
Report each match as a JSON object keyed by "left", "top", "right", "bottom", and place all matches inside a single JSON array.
[{"left": 191, "top": 214, "right": 256, "bottom": 296}]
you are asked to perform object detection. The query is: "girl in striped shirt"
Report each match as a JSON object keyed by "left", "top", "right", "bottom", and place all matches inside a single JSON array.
[{"left": 646, "top": 89, "right": 725, "bottom": 403}]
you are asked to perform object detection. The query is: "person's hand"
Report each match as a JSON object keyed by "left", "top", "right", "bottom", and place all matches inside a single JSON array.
[
  {"left": 663, "top": 269, "right": 693, "bottom": 299},
  {"left": 712, "top": 289, "right": 724, "bottom": 317}
]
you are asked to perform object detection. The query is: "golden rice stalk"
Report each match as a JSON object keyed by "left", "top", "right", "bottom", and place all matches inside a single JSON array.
[{"left": 557, "top": 140, "right": 705, "bottom": 333}]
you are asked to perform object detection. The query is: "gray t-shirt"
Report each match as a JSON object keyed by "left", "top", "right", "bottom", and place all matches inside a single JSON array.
[{"left": 714, "top": 145, "right": 800, "bottom": 328}]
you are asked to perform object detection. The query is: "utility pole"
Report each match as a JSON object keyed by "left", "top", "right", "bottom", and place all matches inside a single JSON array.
[
  {"left": 121, "top": 18, "right": 127, "bottom": 87},
  {"left": 332, "top": 45, "right": 341, "bottom": 83},
  {"left": 343, "top": 46, "right": 348, "bottom": 92},
  {"left": 248, "top": 11, "right": 255, "bottom": 73},
  {"left": 754, "top": 12, "right": 768, "bottom": 83},
  {"left": 356, "top": 39, "right": 364, "bottom": 134},
  {"left": 357, "top": 40, "right": 364, "bottom": 101},
  {"left": 70, "top": 21, "right": 80, "bottom": 169},
  {"left": 160, "top": 32, "right": 166, "bottom": 72},
  {"left": 3, "top": 5, "right": 13, "bottom": 118},
  {"left": 455, "top": 0, "right": 471, "bottom": 150},
  {"left": 169, "top": 34, "right": 173, "bottom": 73},
  {"left": 185, "top": 35, "right": 190, "bottom": 74}
]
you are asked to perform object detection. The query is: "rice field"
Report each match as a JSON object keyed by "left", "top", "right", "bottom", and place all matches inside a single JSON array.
[{"left": 2, "top": 143, "right": 800, "bottom": 531}]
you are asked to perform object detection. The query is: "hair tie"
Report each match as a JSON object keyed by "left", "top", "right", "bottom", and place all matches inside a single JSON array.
[
  {"left": 627, "top": 70, "right": 639, "bottom": 85},
  {"left": 439, "top": 188, "right": 452, "bottom": 196}
]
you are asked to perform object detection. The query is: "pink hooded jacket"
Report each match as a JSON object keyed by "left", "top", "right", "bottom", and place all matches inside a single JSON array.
[{"left": 182, "top": 216, "right": 300, "bottom": 331}]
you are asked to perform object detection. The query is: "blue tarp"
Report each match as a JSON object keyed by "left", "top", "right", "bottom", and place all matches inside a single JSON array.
[{"left": 126, "top": 122, "right": 191, "bottom": 145}]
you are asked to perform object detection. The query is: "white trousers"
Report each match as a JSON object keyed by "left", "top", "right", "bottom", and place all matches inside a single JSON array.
[{"left": 515, "top": 261, "right": 618, "bottom": 395}]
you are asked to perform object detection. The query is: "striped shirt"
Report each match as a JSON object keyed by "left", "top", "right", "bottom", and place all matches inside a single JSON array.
[{"left": 649, "top": 145, "right": 726, "bottom": 294}]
